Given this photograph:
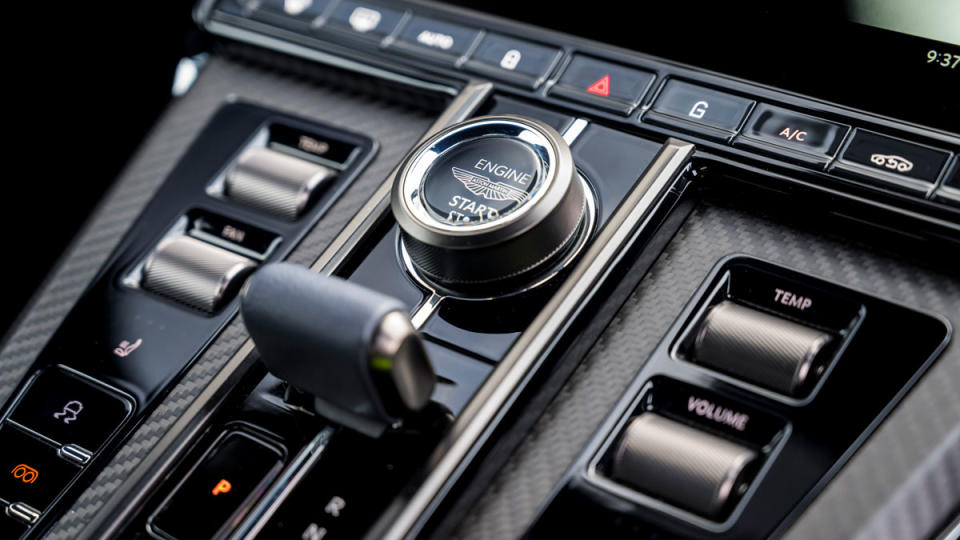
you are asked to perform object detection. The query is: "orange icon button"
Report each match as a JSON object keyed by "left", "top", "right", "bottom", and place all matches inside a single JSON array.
[
  {"left": 11, "top": 464, "right": 39, "bottom": 484},
  {"left": 212, "top": 478, "right": 232, "bottom": 496}
]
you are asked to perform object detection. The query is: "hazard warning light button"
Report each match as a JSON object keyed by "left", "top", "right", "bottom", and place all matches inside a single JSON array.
[{"left": 551, "top": 55, "right": 656, "bottom": 115}]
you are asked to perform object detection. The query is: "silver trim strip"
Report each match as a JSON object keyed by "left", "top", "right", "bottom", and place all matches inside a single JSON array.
[{"left": 383, "top": 139, "right": 695, "bottom": 539}]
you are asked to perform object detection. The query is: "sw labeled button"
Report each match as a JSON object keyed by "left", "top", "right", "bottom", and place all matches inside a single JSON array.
[
  {"left": 738, "top": 104, "right": 848, "bottom": 165},
  {"left": 391, "top": 16, "right": 481, "bottom": 64},
  {"left": 464, "top": 34, "right": 561, "bottom": 89},
  {"left": 9, "top": 369, "right": 132, "bottom": 454},
  {"left": 551, "top": 55, "right": 656, "bottom": 115},
  {"left": 647, "top": 80, "right": 755, "bottom": 140},
  {"left": 834, "top": 129, "right": 951, "bottom": 194}
]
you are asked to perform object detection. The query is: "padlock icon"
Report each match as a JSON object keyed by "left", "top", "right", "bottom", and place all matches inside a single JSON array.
[{"left": 500, "top": 49, "right": 522, "bottom": 71}]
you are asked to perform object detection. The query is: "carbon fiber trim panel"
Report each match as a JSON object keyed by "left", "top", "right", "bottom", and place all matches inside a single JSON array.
[
  {"left": 0, "top": 56, "right": 435, "bottom": 537},
  {"left": 455, "top": 196, "right": 960, "bottom": 539}
]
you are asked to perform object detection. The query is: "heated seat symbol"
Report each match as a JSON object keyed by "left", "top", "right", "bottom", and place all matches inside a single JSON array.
[
  {"left": 53, "top": 400, "right": 84, "bottom": 424},
  {"left": 586, "top": 75, "right": 611, "bottom": 97},
  {"left": 212, "top": 479, "right": 232, "bottom": 496},
  {"left": 11, "top": 464, "right": 38, "bottom": 484}
]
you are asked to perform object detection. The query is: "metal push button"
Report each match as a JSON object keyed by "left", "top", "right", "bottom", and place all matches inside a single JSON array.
[
  {"left": 834, "top": 129, "right": 951, "bottom": 194},
  {"left": 610, "top": 413, "right": 758, "bottom": 520},
  {"left": 738, "top": 104, "right": 848, "bottom": 165},
  {"left": 392, "top": 115, "right": 587, "bottom": 290},
  {"left": 647, "top": 80, "right": 755, "bottom": 140},
  {"left": 693, "top": 301, "right": 833, "bottom": 396},
  {"left": 390, "top": 16, "right": 481, "bottom": 64}
]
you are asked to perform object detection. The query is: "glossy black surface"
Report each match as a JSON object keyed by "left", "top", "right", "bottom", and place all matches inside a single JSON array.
[
  {"left": 0, "top": 102, "right": 374, "bottom": 535},
  {"left": 530, "top": 256, "right": 951, "bottom": 538},
  {"left": 0, "top": 511, "right": 29, "bottom": 538},
  {"left": 207, "top": 0, "right": 960, "bottom": 228},
  {"left": 8, "top": 368, "right": 132, "bottom": 454},
  {"left": 551, "top": 55, "right": 656, "bottom": 115},
  {"left": 647, "top": 80, "right": 755, "bottom": 141},
  {"left": 148, "top": 430, "right": 284, "bottom": 539},
  {"left": 0, "top": 425, "right": 80, "bottom": 512}
]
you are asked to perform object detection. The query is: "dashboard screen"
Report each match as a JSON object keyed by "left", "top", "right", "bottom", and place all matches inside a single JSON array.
[{"left": 439, "top": 0, "right": 959, "bottom": 132}]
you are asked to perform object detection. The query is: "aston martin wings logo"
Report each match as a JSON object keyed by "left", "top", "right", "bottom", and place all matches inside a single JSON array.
[{"left": 451, "top": 167, "right": 530, "bottom": 204}]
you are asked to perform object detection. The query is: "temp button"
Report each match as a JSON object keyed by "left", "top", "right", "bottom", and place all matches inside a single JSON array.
[{"left": 737, "top": 104, "right": 849, "bottom": 166}]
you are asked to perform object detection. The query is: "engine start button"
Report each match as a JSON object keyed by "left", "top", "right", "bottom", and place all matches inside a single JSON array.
[{"left": 421, "top": 137, "right": 543, "bottom": 225}]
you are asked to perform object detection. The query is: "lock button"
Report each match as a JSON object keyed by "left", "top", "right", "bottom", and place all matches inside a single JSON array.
[
  {"left": 464, "top": 33, "right": 562, "bottom": 89},
  {"left": 646, "top": 80, "right": 755, "bottom": 140},
  {"left": 8, "top": 368, "right": 133, "bottom": 455}
]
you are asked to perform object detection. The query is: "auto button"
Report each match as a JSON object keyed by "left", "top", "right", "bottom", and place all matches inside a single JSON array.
[{"left": 390, "top": 16, "right": 481, "bottom": 65}]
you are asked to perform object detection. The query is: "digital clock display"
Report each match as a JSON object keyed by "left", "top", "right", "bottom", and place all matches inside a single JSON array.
[{"left": 926, "top": 50, "right": 960, "bottom": 69}]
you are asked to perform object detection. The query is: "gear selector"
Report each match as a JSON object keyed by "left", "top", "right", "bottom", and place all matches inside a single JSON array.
[{"left": 240, "top": 263, "right": 435, "bottom": 437}]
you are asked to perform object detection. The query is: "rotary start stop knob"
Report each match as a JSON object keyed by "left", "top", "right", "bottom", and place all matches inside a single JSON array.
[{"left": 392, "top": 116, "right": 588, "bottom": 292}]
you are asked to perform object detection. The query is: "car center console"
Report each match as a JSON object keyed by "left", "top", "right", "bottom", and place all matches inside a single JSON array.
[{"left": 0, "top": 1, "right": 957, "bottom": 539}]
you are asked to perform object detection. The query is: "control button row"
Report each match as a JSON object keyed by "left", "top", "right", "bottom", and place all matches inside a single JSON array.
[
  {"left": 646, "top": 81, "right": 954, "bottom": 196},
  {"left": 224, "top": 0, "right": 562, "bottom": 89}
]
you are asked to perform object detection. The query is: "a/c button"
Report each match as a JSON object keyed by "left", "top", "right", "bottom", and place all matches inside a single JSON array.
[{"left": 737, "top": 104, "right": 849, "bottom": 166}]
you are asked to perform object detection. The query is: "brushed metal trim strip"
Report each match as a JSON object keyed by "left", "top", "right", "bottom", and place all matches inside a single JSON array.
[
  {"left": 382, "top": 138, "right": 695, "bottom": 540},
  {"left": 79, "top": 81, "right": 493, "bottom": 540}
]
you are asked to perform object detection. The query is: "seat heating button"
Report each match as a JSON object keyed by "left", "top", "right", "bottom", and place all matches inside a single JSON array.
[
  {"left": 225, "top": 147, "right": 336, "bottom": 220},
  {"left": 737, "top": 104, "right": 848, "bottom": 165},
  {"left": 9, "top": 369, "right": 131, "bottom": 454},
  {"left": 693, "top": 301, "right": 832, "bottom": 396},
  {"left": 148, "top": 431, "right": 283, "bottom": 540},
  {"left": 647, "top": 80, "right": 755, "bottom": 140},
  {"left": 834, "top": 129, "right": 951, "bottom": 194},
  {"left": 141, "top": 236, "right": 258, "bottom": 314},
  {"left": 551, "top": 55, "right": 656, "bottom": 115},
  {"left": 610, "top": 413, "right": 758, "bottom": 520},
  {"left": 0, "top": 425, "right": 80, "bottom": 512}
]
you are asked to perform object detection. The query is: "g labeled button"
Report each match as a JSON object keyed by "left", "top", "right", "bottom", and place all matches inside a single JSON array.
[
  {"left": 551, "top": 55, "right": 656, "bottom": 115},
  {"left": 9, "top": 369, "right": 132, "bottom": 454},
  {"left": 738, "top": 104, "right": 848, "bottom": 165},
  {"left": 647, "top": 80, "right": 755, "bottom": 140},
  {"left": 0, "top": 425, "right": 80, "bottom": 511}
]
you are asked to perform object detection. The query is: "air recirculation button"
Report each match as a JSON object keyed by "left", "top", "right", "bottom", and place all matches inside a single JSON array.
[{"left": 391, "top": 115, "right": 591, "bottom": 293}]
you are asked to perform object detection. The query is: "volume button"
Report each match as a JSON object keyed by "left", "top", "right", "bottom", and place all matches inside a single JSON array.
[{"left": 610, "top": 413, "right": 758, "bottom": 520}]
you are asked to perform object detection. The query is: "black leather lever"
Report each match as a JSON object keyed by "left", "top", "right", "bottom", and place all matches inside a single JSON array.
[{"left": 240, "top": 262, "right": 435, "bottom": 437}]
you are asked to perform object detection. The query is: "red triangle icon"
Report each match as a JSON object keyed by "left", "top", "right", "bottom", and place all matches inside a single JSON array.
[{"left": 586, "top": 75, "right": 611, "bottom": 97}]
